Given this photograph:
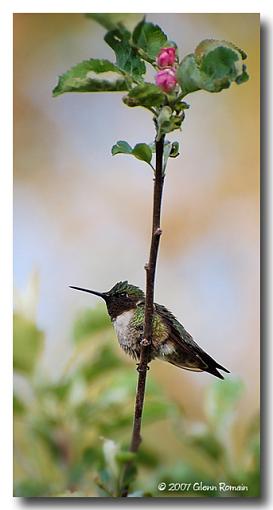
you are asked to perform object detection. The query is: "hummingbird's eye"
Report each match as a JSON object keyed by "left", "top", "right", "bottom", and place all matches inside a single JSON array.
[{"left": 119, "top": 292, "right": 128, "bottom": 298}]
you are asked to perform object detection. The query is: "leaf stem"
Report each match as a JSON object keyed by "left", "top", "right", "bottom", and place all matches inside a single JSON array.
[{"left": 121, "top": 134, "right": 165, "bottom": 496}]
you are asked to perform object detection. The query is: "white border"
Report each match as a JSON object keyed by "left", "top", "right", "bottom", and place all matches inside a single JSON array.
[{"left": 1, "top": 1, "right": 271, "bottom": 509}]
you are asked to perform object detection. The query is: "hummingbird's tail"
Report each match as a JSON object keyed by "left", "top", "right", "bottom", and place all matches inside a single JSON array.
[
  {"left": 201, "top": 353, "right": 230, "bottom": 379},
  {"left": 173, "top": 350, "right": 230, "bottom": 379},
  {"left": 204, "top": 362, "right": 230, "bottom": 380}
]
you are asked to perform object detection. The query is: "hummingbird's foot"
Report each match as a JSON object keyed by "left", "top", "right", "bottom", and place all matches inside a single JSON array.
[
  {"left": 136, "top": 363, "right": 150, "bottom": 373},
  {"left": 140, "top": 338, "right": 150, "bottom": 347}
]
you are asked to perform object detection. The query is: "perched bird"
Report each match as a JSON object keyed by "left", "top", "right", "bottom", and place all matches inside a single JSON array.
[{"left": 70, "top": 281, "right": 229, "bottom": 379}]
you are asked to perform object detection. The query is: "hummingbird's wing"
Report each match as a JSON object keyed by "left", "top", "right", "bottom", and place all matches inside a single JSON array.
[{"left": 155, "top": 303, "right": 230, "bottom": 380}]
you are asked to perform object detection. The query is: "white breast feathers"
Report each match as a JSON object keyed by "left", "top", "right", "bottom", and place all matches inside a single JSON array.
[{"left": 113, "top": 309, "right": 134, "bottom": 347}]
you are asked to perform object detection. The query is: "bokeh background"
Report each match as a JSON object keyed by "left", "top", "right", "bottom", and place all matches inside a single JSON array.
[{"left": 13, "top": 13, "right": 260, "bottom": 497}]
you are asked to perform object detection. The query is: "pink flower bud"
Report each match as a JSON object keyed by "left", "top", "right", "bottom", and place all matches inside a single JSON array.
[
  {"left": 155, "top": 68, "right": 177, "bottom": 93},
  {"left": 156, "top": 47, "right": 176, "bottom": 68}
]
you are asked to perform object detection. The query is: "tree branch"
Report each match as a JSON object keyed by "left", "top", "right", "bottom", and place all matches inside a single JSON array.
[{"left": 121, "top": 135, "right": 165, "bottom": 497}]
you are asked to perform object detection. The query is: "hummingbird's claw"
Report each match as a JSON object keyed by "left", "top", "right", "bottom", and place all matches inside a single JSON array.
[
  {"left": 136, "top": 363, "right": 150, "bottom": 373},
  {"left": 140, "top": 338, "right": 149, "bottom": 346}
]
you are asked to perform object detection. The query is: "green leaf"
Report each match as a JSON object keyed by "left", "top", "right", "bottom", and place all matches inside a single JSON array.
[
  {"left": 177, "top": 39, "right": 249, "bottom": 95},
  {"left": 53, "top": 59, "right": 128, "bottom": 97},
  {"left": 156, "top": 106, "right": 184, "bottom": 141},
  {"left": 170, "top": 141, "right": 179, "bottom": 157},
  {"left": 132, "top": 18, "right": 168, "bottom": 60},
  {"left": 176, "top": 54, "right": 202, "bottom": 95},
  {"left": 111, "top": 140, "right": 132, "bottom": 156},
  {"left": 132, "top": 143, "right": 152, "bottom": 164},
  {"left": 13, "top": 313, "right": 44, "bottom": 375},
  {"left": 157, "top": 105, "right": 172, "bottom": 126},
  {"left": 112, "top": 140, "right": 153, "bottom": 168},
  {"left": 104, "top": 27, "right": 146, "bottom": 78},
  {"left": 123, "top": 82, "right": 165, "bottom": 108}
]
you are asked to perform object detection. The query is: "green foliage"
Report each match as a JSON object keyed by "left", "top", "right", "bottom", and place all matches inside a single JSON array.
[
  {"left": 104, "top": 27, "right": 146, "bottom": 79},
  {"left": 123, "top": 82, "right": 165, "bottom": 109},
  {"left": 177, "top": 39, "right": 249, "bottom": 94},
  {"left": 14, "top": 299, "right": 260, "bottom": 497},
  {"left": 132, "top": 18, "right": 168, "bottom": 60},
  {"left": 156, "top": 105, "right": 185, "bottom": 141},
  {"left": 112, "top": 140, "right": 153, "bottom": 168},
  {"left": 53, "top": 59, "right": 128, "bottom": 97},
  {"left": 53, "top": 16, "right": 249, "bottom": 149},
  {"left": 13, "top": 312, "right": 44, "bottom": 375}
]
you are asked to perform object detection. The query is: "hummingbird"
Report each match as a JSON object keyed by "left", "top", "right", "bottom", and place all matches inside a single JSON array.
[{"left": 70, "top": 281, "right": 229, "bottom": 380}]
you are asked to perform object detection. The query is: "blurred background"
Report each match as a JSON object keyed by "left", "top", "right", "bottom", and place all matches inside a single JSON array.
[{"left": 13, "top": 13, "right": 260, "bottom": 497}]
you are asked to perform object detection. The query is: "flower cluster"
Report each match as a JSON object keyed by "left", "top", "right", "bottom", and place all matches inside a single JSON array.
[{"left": 155, "top": 47, "right": 177, "bottom": 93}]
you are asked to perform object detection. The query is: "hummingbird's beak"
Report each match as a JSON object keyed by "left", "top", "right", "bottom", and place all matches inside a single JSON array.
[{"left": 69, "top": 286, "right": 108, "bottom": 300}]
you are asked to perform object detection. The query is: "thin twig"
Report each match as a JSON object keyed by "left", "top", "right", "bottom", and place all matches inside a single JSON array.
[{"left": 121, "top": 135, "right": 165, "bottom": 496}]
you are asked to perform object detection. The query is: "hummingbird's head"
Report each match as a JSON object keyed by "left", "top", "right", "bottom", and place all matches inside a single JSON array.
[{"left": 70, "top": 281, "right": 144, "bottom": 320}]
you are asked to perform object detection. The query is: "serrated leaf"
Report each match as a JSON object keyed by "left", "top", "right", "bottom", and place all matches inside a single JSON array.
[
  {"left": 132, "top": 143, "right": 152, "bottom": 164},
  {"left": 104, "top": 27, "right": 146, "bottom": 78},
  {"left": 123, "top": 82, "right": 165, "bottom": 108},
  {"left": 132, "top": 18, "right": 168, "bottom": 60},
  {"left": 195, "top": 38, "right": 247, "bottom": 63},
  {"left": 53, "top": 59, "right": 128, "bottom": 97},
  {"left": 177, "top": 39, "right": 249, "bottom": 95},
  {"left": 111, "top": 140, "right": 132, "bottom": 156}
]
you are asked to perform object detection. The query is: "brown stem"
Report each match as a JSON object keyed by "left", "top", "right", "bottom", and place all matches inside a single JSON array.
[{"left": 121, "top": 135, "right": 165, "bottom": 497}]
